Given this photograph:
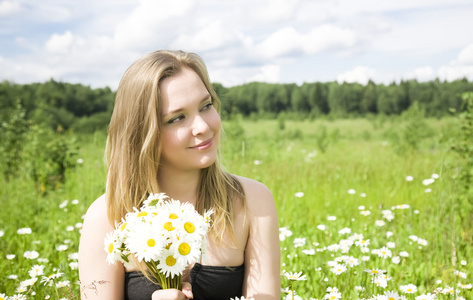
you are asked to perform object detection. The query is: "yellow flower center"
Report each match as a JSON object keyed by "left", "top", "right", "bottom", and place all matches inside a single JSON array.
[
  {"left": 169, "top": 213, "right": 178, "bottom": 219},
  {"left": 120, "top": 223, "right": 127, "bottom": 231},
  {"left": 108, "top": 242, "right": 114, "bottom": 254},
  {"left": 407, "top": 289, "right": 412, "bottom": 292},
  {"left": 166, "top": 255, "right": 176, "bottom": 266},
  {"left": 179, "top": 243, "right": 191, "bottom": 256},
  {"left": 389, "top": 297, "right": 395, "bottom": 300},
  {"left": 330, "top": 297, "right": 336, "bottom": 300},
  {"left": 137, "top": 211, "right": 148, "bottom": 217},
  {"left": 147, "top": 239, "right": 155, "bottom": 247},
  {"left": 164, "top": 222, "right": 175, "bottom": 231},
  {"left": 184, "top": 222, "right": 195, "bottom": 233},
  {"left": 371, "top": 270, "right": 378, "bottom": 274}
]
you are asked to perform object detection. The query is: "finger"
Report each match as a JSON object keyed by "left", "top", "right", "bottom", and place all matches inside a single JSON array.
[{"left": 182, "top": 282, "right": 193, "bottom": 299}]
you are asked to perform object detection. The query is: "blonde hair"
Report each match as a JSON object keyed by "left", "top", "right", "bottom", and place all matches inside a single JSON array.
[{"left": 105, "top": 50, "right": 245, "bottom": 244}]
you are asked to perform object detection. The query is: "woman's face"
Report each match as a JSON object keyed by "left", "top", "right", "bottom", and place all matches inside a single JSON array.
[{"left": 159, "top": 67, "right": 221, "bottom": 172}]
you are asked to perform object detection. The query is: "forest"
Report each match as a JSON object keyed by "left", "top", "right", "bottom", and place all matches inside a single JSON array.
[{"left": 1, "top": 77, "right": 472, "bottom": 133}]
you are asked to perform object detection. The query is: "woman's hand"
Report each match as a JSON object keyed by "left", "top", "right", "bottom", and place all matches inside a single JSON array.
[{"left": 151, "top": 282, "right": 193, "bottom": 299}]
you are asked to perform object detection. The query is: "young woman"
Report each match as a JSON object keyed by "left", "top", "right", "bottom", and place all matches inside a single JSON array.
[{"left": 78, "top": 50, "right": 280, "bottom": 300}]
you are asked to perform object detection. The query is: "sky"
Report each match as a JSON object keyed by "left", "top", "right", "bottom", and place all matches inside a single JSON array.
[{"left": 1, "top": 0, "right": 473, "bottom": 90}]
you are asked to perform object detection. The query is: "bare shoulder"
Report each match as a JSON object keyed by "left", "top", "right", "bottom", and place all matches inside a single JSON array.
[{"left": 234, "top": 175, "right": 277, "bottom": 216}]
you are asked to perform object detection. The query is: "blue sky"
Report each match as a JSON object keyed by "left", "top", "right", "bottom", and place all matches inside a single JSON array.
[{"left": 1, "top": 0, "right": 473, "bottom": 89}]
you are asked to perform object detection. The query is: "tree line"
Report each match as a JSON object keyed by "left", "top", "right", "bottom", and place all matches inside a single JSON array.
[{"left": 1, "top": 78, "right": 472, "bottom": 133}]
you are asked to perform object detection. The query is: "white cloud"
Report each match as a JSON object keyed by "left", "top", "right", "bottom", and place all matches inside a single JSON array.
[
  {"left": 404, "top": 66, "right": 435, "bottom": 82},
  {"left": 0, "top": 0, "right": 20, "bottom": 16},
  {"left": 256, "top": 24, "right": 357, "bottom": 58},
  {"left": 438, "top": 43, "right": 473, "bottom": 81},
  {"left": 45, "top": 31, "right": 76, "bottom": 54},
  {"left": 337, "top": 66, "right": 376, "bottom": 85},
  {"left": 246, "top": 64, "right": 281, "bottom": 83}
]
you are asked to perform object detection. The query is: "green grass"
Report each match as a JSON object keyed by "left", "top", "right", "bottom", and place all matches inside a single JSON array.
[{"left": 0, "top": 117, "right": 472, "bottom": 299}]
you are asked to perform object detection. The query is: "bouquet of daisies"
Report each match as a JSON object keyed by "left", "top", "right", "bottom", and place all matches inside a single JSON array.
[{"left": 104, "top": 193, "right": 212, "bottom": 289}]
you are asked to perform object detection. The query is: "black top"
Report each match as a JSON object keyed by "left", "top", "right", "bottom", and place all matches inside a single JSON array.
[{"left": 125, "top": 263, "right": 245, "bottom": 300}]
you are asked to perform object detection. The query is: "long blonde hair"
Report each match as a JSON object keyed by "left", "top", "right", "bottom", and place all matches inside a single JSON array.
[{"left": 105, "top": 50, "right": 244, "bottom": 243}]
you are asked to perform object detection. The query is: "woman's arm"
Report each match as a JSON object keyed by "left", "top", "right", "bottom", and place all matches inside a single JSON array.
[
  {"left": 241, "top": 178, "right": 281, "bottom": 299},
  {"left": 79, "top": 195, "right": 125, "bottom": 299}
]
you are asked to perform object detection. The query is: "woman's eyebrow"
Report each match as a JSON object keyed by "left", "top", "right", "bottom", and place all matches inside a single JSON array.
[{"left": 163, "top": 93, "right": 212, "bottom": 117}]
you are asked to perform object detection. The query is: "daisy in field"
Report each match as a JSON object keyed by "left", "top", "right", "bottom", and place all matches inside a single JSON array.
[
  {"left": 283, "top": 271, "right": 307, "bottom": 281},
  {"left": 400, "top": 284, "right": 417, "bottom": 294}
]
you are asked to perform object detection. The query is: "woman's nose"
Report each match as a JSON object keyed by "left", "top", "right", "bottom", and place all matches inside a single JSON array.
[{"left": 192, "top": 115, "right": 210, "bottom": 136}]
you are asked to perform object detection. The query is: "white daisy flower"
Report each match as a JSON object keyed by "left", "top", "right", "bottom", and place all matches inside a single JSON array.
[
  {"left": 29, "top": 264, "right": 45, "bottom": 277},
  {"left": 24, "top": 250, "right": 39, "bottom": 259},
  {"left": 156, "top": 248, "right": 186, "bottom": 279},
  {"left": 400, "top": 284, "right": 417, "bottom": 293},
  {"left": 283, "top": 271, "right": 307, "bottom": 281},
  {"left": 17, "top": 227, "right": 32, "bottom": 235}
]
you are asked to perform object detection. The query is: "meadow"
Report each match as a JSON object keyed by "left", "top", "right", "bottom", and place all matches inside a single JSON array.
[{"left": 0, "top": 115, "right": 472, "bottom": 300}]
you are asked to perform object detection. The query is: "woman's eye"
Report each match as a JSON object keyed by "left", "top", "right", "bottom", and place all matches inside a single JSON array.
[
  {"left": 201, "top": 102, "right": 213, "bottom": 111},
  {"left": 167, "top": 115, "right": 184, "bottom": 124}
]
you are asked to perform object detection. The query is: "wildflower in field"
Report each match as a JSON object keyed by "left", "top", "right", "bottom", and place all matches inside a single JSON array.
[
  {"left": 75, "top": 222, "right": 83, "bottom": 228},
  {"left": 66, "top": 226, "right": 74, "bottom": 231},
  {"left": 361, "top": 255, "right": 370, "bottom": 261},
  {"left": 397, "top": 251, "right": 408, "bottom": 258},
  {"left": 324, "top": 290, "right": 342, "bottom": 300},
  {"left": 422, "top": 178, "right": 435, "bottom": 186},
  {"left": 400, "top": 284, "right": 417, "bottom": 293},
  {"left": 37, "top": 258, "right": 49, "bottom": 263},
  {"left": 56, "top": 280, "right": 70, "bottom": 288},
  {"left": 330, "top": 263, "right": 347, "bottom": 275},
  {"left": 24, "top": 250, "right": 39, "bottom": 259},
  {"left": 375, "top": 220, "right": 386, "bottom": 227},
  {"left": 253, "top": 160, "right": 262, "bottom": 165},
  {"left": 56, "top": 244, "right": 68, "bottom": 251},
  {"left": 359, "top": 206, "right": 365, "bottom": 210},
  {"left": 293, "top": 238, "right": 306, "bottom": 248},
  {"left": 0, "top": 230, "right": 4, "bottom": 237},
  {"left": 317, "top": 224, "right": 326, "bottom": 231},
  {"left": 338, "top": 227, "right": 351, "bottom": 235},
  {"left": 0, "top": 293, "right": 7, "bottom": 300},
  {"left": 424, "top": 188, "right": 432, "bottom": 193},
  {"left": 355, "top": 286, "right": 364, "bottom": 292},
  {"left": 9, "top": 294, "right": 27, "bottom": 300},
  {"left": 457, "top": 282, "right": 472, "bottom": 289},
  {"left": 279, "top": 228, "right": 293, "bottom": 241},
  {"left": 294, "top": 192, "right": 304, "bottom": 198},
  {"left": 326, "top": 287, "right": 338, "bottom": 293},
  {"left": 72, "top": 199, "right": 79, "bottom": 204},
  {"left": 431, "top": 173, "right": 439, "bottom": 179},
  {"left": 6, "top": 254, "right": 15, "bottom": 259},
  {"left": 371, "top": 294, "right": 389, "bottom": 300},
  {"left": 77, "top": 158, "right": 84, "bottom": 164},
  {"left": 414, "top": 293, "right": 435, "bottom": 300},
  {"left": 364, "top": 268, "right": 386, "bottom": 276},
  {"left": 417, "top": 238, "right": 428, "bottom": 246},
  {"left": 283, "top": 271, "right": 307, "bottom": 281},
  {"left": 59, "top": 200, "right": 68, "bottom": 208},
  {"left": 327, "top": 244, "right": 340, "bottom": 252},
  {"left": 360, "top": 210, "right": 371, "bottom": 216},
  {"left": 373, "top": 275, "right": 388, "bottom": 288},
  {"left": 409, "top": 235, "right": 419, "bottom": 242},
  {"left": 405, "top": 176, "right": 414, "bottom": 181},
  {"left": 460, "top": 260, "right": 467, "bottom": 265},
  {"left": 41, "top": 270, "right": 65, "bottom": 286},
  {"left": 453, "top": 270, "right": 467, "bottom": 279},
  {"left": 360, "top": 193, "right": 367, "bottom": 197},
  {"left": 392, "top": 256, "right": 401, "bottom": 264},
  {"left": 355, "top": 239, "right": 370, "bottom": 247},
  {"left": 302, "top": 249, "right": 316, "bottom": 255},
  {"left": 346, "top": 256, "right": 360, "bottom": 267},
  {"left": 28, "top": 264, "right": 45, "bottom": 277},
  {"left": 16, "top": 283, "right": 28, "bottom": 293},
  {"left": 69, "top": 261, "right": 78, "bottom": 269},
  {"left": 327, "top": 216, "right": 336, "bottom": 221},
  {"left": 348, "top": 189, "right": 356, "bottom": 194},
  {"left": 17, "top": 227, "right": 32, "bottom": 235},
  {"left": 8, "top": 274, "right": 18, "bottom": 279},
  {"left": 384, "top": 290, "right": 400, "bottom": 299}
]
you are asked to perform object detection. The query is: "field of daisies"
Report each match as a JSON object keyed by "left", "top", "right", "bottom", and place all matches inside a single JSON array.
[{"left": 1, "top": 116, "right": 472, "bottom": 300}]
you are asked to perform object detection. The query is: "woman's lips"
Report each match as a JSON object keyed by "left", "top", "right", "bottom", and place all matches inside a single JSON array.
[{"left": 190, "top": 138, "right": 213, "bottom": 150}]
